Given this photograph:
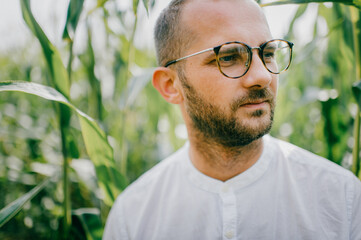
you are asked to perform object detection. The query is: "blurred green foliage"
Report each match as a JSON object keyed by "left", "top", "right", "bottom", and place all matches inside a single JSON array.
[
  {"left": 0, "top": 0, "right": 360, "bottom": 239},
  {"left": 270, "top": 2, "right": 357, "bottom": 167}
]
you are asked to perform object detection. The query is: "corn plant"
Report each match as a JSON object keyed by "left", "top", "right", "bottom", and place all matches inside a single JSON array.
[
  {"left": 1, "top": 0, "right": 361, "bottom": 239},
  {"left": 0, "top": 0, "right": 166, "bottom": 239},
  {"left": 263, "top": 0, "right": 361, "bottom": 179}
]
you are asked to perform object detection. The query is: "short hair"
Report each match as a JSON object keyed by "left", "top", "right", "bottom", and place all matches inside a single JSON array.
[{"left": 154, "top": 0, "right": 192, "bottom": 67}]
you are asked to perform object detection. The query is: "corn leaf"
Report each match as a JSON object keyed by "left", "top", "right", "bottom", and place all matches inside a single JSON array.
[
  {"left": 0, "top": 177, "right": 51, "bottom": 228},
  {"left": 133, "top": 0, "right": 140, "bottom": 15},
  {"left": 142, "top": 0, "right": 149, "bottom": 14},
  {"left": 0, "top": 81, "right": 127, "bottom": 206},
  {"left": 96, "top": 0, "right": 108, "bottom": 8},
  {"left": 20, "top": 0, "right": 70, "bottom": 98},
  {"left": 79, "top": 27, "right": 103, "bottom": 120},
  {"left": 261, "top": 0, "right": 361, "bottom": 9},
  {"left": 284, "top": 4, "right": 308, "bottom": 39},
  {"left": 71, "top": 208, "right": 103, "bottom": 240},
  {"left": 62, "top": 0, "right": 85, "bottom": 41}
]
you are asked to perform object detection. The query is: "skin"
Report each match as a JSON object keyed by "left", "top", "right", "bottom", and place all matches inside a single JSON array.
[{"left": 153, "top": 0, "right": 278, "bottom": 181}]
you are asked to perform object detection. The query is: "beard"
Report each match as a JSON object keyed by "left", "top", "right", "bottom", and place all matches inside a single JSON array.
[{"left": 180, "top": 74, "right": 275, "bottom": 148}]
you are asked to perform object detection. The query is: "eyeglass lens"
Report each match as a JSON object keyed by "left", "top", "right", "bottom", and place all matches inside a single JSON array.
[{"left": 217, "top": 40, "right": 292, "bottom": 78}]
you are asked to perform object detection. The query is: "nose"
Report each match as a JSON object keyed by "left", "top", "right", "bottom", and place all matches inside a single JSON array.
[{"left": 241, "top": 49, "right": 273, "bottom": 89}]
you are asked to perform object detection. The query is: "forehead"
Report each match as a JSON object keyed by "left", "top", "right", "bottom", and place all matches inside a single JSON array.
[{"left": 181, "top": 0, "right": 272, "bottom": 51}]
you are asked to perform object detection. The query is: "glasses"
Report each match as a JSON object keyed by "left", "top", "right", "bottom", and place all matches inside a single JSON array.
[{"left": 164, "top": 39, "right": 294, "bottom": 79}]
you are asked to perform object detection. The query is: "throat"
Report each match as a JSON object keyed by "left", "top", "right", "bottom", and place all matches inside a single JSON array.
[{"left": 189, "top": 136, "right": 264, "bottom": 181}]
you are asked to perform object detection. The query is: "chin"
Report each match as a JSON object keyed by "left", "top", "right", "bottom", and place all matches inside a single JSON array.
[
  {"left": 251, "top": 109, "right": 266, "bottom": 117},
  {"left": 238, "top": 108, "right": 271, "bottom": 126}
]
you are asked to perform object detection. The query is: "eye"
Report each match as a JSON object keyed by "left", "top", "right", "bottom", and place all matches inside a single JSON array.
[
  {"left": 218, "top": 54, "right": 242, "bottom": 67},
  {"left": 216, "top": 43, "right": 249, "bottom": 68},
  {"left": 219, "top": 54, "right": 237, "bottom": 62},
  {"left": 263, "top": 49, "right": 276, "bottom": 62},
  {"left": 264, "top": 51, "right": 275, "bottom": 58}
]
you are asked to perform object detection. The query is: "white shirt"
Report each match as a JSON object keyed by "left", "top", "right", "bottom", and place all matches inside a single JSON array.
[{"left": 103, "top": 136, "right": 361, "bottom": 240}]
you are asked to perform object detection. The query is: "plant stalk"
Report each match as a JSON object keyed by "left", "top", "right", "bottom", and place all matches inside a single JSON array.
[
  {"left": 352, "top": 107, "right": 361, "bottom": 176},
  {"left": 351, "top": 6, "right": 361, "bottom": 178},
  {"left": 61, "top": 39, "right": 74, "bottom": 240},
  {"left": 119, "top": 10, "right": 139, "bottom": 177},
  {"left": 59, "top": 108, "right": 71, "bottom": 239},
  {"left": 67, "top": 40, "right": 74, "bottom": 85}
]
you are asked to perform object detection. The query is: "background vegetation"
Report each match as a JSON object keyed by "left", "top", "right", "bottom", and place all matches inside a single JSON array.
[{"left": 0, "top": 0, "right": 360, "bottom": 239}]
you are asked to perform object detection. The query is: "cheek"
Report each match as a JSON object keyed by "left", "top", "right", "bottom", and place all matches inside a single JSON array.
[
  {"left": 186, "top": 64, "right": 227, "bottom": 99},
  {"left": 199, "top": 78, "right": 237, "bottom": 107},
  {"left": 270, "top": 76, "right": 278, "bottom": 96}
]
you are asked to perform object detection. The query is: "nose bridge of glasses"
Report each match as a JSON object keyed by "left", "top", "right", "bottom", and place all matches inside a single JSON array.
[
  {"left": 246, "top": 46, "right": 264, "bottom": 67},
  {"left": 249, "top": 46, "right": 262, "bottom": 59},
  {"left": 250, "top": 46, "right": 261, "bottom": 51}
]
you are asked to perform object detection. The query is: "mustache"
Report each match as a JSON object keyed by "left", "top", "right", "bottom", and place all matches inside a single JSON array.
[{"left": 231, "top": 88, "right": 275, "bottom": 111}]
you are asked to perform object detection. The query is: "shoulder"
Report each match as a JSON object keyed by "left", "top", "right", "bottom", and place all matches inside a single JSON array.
[
  {"left": 268, "top": 135, "right": 354, "bottom": 178},
  {"left": 117, "top": 142, "right": 189, "bottom": 200},
  {"left": 267, "top": 136, "right": 361, "bottom": 237},
  {"left": 266, "top": 136, "right": 361, "bottom": 199},
  {"left": 268, "top": 136, "right": 361, "bottom": 217},
  {"left": 104, "top": 143, "right": 189, "bottom": 239},
  {"left": 104, "top": 144, "right": 190, "bottom": 239}
]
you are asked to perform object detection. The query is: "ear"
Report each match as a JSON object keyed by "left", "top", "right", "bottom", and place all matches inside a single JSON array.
[{"left": 152, "top": 67, "right": 183, "bottom": 104}]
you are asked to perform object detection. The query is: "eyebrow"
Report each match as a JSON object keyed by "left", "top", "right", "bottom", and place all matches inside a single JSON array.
[
  {"left": 219, "top": 46, "right": 248, "bottom": 54},
  {"left": 219, "top": 47, "right": 239, "bottom": 54},
  {"left": 263, "top": 43, "right": 277, "bottom": 49}
]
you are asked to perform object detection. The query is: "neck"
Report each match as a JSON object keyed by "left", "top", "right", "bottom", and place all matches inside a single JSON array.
[{"left": 188, "top": 132, "right": 264, "bottom": 182}]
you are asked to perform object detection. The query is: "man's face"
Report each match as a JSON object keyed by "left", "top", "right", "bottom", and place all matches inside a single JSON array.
[
  {"left": 178, "top": 0, "right": 278, "bottom": 147},
  {"left": 180, "top": 71, "right": 275, "bottom": 147}
]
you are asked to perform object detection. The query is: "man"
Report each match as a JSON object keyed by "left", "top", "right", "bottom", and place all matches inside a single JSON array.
[{"left": 103, "top": 0, "right": 361, "bottom": 239}]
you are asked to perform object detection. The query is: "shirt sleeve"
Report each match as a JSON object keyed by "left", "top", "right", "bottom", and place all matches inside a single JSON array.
[
  {"left": 103, "top": 197, "right": 129, "bottom": 240},
  {"left": 350, "top": 176, "right": 361, "bottom": 240}
]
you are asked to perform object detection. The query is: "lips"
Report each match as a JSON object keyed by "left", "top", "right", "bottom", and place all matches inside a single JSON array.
[
  {"left": 230, "top": 89, "right": 274, "bottom": 112},
  {"left": 240, "top": 99, "right": 270, "bottom": 107}
]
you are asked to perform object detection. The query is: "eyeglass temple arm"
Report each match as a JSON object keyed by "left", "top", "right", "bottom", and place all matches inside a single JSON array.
[{"left": 164, "top": 47, "right": 214, "bottom": 67}]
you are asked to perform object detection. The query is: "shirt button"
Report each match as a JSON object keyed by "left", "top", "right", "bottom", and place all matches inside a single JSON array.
[{"left": 225, "top": 230, "right": 234, "bottom": 239}]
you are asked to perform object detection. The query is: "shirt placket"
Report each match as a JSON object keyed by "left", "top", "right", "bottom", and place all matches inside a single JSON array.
[{"left": 220, "top": 183, "right": 237, "bottom": 240}]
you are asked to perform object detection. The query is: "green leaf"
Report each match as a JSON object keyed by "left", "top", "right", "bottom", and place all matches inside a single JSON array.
[
  {"left": 142, "top": 0, "right": 156, "bottom": 14},
  {"left": 261, "top": 0, "right": 361, "bottom": 9},
  {"left": 133, "top": 0, "right": 140, "bottom": 15},
  {"left": 0, "top": 81, "right": 127, "bottom": 206},
  {"left": 352, "top": 0, "right": 361, "bottom": 8},
  {"left": 79, "top": 27, "right": 103, "bottom": 120},
  {"left": 0, "top": 177, "right": 51, "bottom": 228},
  {"left": 71, "top": 208, "right": 103, "bottom": 240},
  {"left": 62, "top": 0, "right": 85, "bottom": 41},
  {"left": 68, "top": 129, "right": 80, "bottom": 159},
  {"left": 20, "top": 0, "right": 70, "bottom": 98},
  {"left": 96, "top": 0, "right": 108, "bottom": 8},
  {"left": 285, "top": 4, "right": 308, "bottom": 39},
  {"left": 142, "top": 0, "right": 149, "bottom": 15}
]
